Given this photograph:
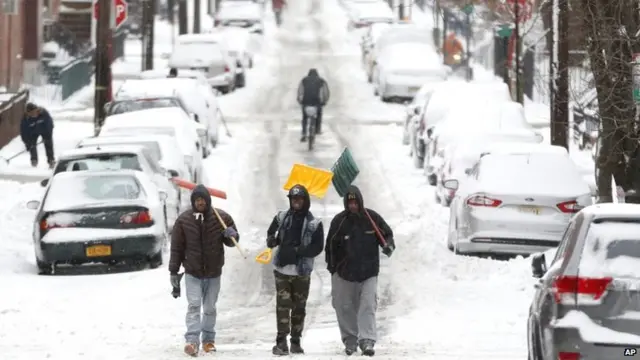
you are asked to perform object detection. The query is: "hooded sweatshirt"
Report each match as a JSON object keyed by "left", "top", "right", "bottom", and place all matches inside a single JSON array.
[
  {"left": 169, "top": 184, "right": 240, "bottom": 278},
  {"left": 296, "top": 69, "right": 330, "bottom": 106},
  {"left": 266, "top": 184, "right": 324, "bottom": 276},
  {"left": 324, "top": 185, "right": 394, "bottom": 282}
]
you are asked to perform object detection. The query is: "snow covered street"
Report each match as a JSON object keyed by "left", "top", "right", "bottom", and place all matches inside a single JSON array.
[{"left": 0, "top": 0, "right": 538, "bottom": 358}]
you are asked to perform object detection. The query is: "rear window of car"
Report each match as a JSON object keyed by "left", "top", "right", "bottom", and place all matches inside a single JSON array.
[
  {"left": 79, "top": 142, "right": 162, "bottom": 163},
  {"left": 107, "top": 99, "right": 181, "bottom": 116},
  {"left": 479, "top": 153, "right": 579, "bottom": 187},
  {"left": 54, "top": 154, "right": 142, "bottom": 174},
  {"left": 172, "top": 42, "right": 224, "bottom": 62},
  {"left": 46, "top": 175, "right": 143, "bottom": 209},
  {"left": 579, "top": 221, "right": 640, "bottom": 278}
]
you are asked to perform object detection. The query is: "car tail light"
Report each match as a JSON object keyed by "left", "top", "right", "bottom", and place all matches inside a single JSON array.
[
  {"left": 466, "top": 194, "right": 502, "bottom": 207},
  {"left": 552, "top": 276, "right": 612, "bottom": 305},
  {"left": 120, "top": 211, "right": 153, "bottom": 225},
  {"left": 40, "top": 219, "right": 73, "bottom": 231},
  {"left": 224, "top": 65, "right": 230, "bottom": 72},
  {"left": 558, "top": 352, "right": 580, "bottom": 360},
  {"left": 557, "top": 200, "right": 583, "bottom": 213}
]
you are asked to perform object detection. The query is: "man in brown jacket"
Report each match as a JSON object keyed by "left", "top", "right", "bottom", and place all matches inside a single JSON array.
[{"left": 169, "top": 184, "right": 240, "bottom": 356}]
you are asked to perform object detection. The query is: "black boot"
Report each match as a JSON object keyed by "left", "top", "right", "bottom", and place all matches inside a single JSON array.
[
  {"left": 344, "top": 344, "right": 357, "bottom": 355},
  {"left": 300, "top": 135, "right": 307, "bottom": 142},
  {"left": 290, "top": 337, "right": 304, "bottom": 354},
  {"left": 272, "top": 337, "right": 289, "bottom": 356},
  {"left": 359, "top": 340, "right": 375, "bottom": 357}
]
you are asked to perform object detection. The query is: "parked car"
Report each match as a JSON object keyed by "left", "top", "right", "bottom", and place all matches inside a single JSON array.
[
  {"left": 444, "top": 149, "right": 592, "bottom": 255},
  {"left": 402, "top": 82, "right": 440, "bottom": 145},
  {"left": 43, "top": 145, "right": 181, "bottom": 227},
  {"left": 422, "top": 100, "right": 542, "bottom": 180},
  {"left": 201, "top": 29, "right": 256, "bottom": 87},
  {"left": 527, "top": 203, "right": 640, "bottom": 360},
  {"left": 372, "top": 43, "right": 447, "bottom": 102},
  {"left": 168, "top": 34, "right": 238, "bottom": 94},
  {"left": 364, "top": 24, "right": 428, "bottom": 81},
  {"left": 215, "top": 0, "right": 263, "bottom": 30},
  {"left": 26, "top": 170, "right": 169, "bottom": 274},
  {"left": 346, "top": 1, "right": 394, "bottom": 30},
  {"left": 408, "top": 81, "right": 512, "bottom": 173},
  {"left": 99, "top": 108, "right": 204, "bottom": 183},
  {"left": 115, "top": 78, "right": 220, "bottom": 149}
]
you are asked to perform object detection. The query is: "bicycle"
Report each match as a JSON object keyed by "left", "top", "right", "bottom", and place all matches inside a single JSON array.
[{"left": 304, "top": 106, "right": 317, "bottom": 151}]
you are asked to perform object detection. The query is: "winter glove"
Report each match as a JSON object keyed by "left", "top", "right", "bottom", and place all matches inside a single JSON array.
[
  {"left": 170, "top": 273, "right": 184, "bottom": 298},
  {"left": 276, "top": 245, "right": 298, "bottom": 267},
  {"left": 223, "top": 227, "right": 238, "bottom": 239},
  {"left": 382, "top": 244, "right": 395, "bottom": 257},
  {"left": 266, "top": 234, "right": 279, "bottom": 248}
]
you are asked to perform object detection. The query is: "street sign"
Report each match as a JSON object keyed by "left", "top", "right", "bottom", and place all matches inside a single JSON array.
[
  {"left": 497, "top": 24, "right": 513, "bottom": 38},
  {"left": 461, "top": 4, "right": 473, "bottom": 15},
  {"left": 93, "top": 0, "right": 129, "bottom": 29}
]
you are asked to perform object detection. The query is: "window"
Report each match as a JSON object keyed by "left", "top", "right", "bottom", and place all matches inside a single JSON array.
[
  {"left": 551, "top": 220, "right": 576, "bottom": 265},
  {"left": 1, "top": 0, "right": 19, "bottom": 14}
]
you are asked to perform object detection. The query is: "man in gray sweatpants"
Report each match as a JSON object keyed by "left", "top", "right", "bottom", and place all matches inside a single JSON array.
[{"left": 325, "top": 185, "right": 395, "bottom": 357}]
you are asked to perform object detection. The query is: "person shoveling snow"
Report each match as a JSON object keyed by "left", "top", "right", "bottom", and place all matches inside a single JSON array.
[{"left": 20, "top": 103, "right": 55, "bottom": 169}]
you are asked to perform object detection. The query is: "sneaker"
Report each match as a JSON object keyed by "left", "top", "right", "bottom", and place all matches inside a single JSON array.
[
  {"left": 290, "top": 338, "right": 304, "bottom": 354},
  {"left": 184, "top": 343, "right": 198, "bottom": 357},
  {"left": 202, "top": 342, "right": 216, "bottom": 353},
  {"left": 344, "top": 345, "right": 357, "bottom": 355},
  {"left": 360, "top": 340, "right": 375, "bottom": 357},
  {"left": 272, "top": 339, "right": 289, "bottom": 356},
  {"left": 300, "top": 136, "right": 307, "bottom": 142}
]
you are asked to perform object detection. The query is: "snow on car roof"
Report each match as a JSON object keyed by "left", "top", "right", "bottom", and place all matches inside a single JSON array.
[
  {"left": 581, "top": 203, "right": 640, "bottom": 217},
  {"left": 103, "top": 108, "right": 191, "bottom": 128},
  {"left": 481, "top": 143, "right": 568, "bottom": 156},
  {"left": 117, "top": 78, "right": 200, "bottom": 97},
  {"left": 478, "top": 152, "right": 588, "bottom": 197},
  {"left": 58, "top": 144, "right": 145, "bottom": 159},
  {"left": 218, "top": 1, "right": 261, "bottom": 19},
  {"left": 176, "top": 33, "right": 227, "bottom": 44},
  {"left": 80, "top": 134, "right": 174, "bottom": 145},
  {"left": 381, "top": 43, "right": 441, "bottom": 69},
  {"left": 352, "top": 2, "right": 394, "bottom": 19},
  {"left": 138, "top": 69, "right": 207, "bottom": 81}
]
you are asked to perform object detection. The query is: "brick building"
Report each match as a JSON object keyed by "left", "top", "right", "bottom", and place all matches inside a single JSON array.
[{"left": 0, "top": 0, "right": 23, "bottom": 91}]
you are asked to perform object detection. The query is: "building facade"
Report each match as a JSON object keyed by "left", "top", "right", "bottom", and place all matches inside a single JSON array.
[{"left": 0, "top": 0, "right": 24, "bottom": 92}]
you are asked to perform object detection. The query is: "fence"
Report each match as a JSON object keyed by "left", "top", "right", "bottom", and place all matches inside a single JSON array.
[{"left": 0, "top": 90, "right": 30, "bottom": 149}]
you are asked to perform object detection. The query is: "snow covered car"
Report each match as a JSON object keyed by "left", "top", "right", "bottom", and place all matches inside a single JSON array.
[
  {"left": 214, "top": 0, "right": 263, "bottom": 30},
  {"left": 365, "top": 24, "right": 428, "bottom": 82},
  {"left": 42, "top": 145, "right": 181, "bottom": 227},
  {"left": 75, "top": 135, "right": 191, "bottom": 209},
  {"left": 26, "top": 170, "right": 169, "bottom": 274},
  {"left": 168, "top": 34, "right": 238, "bottom": 94},
  {"left": 422, "top": 100, "right": 542, "bottom": 180},
  {"left": 528, "top": 203, "right": 640, "bottom": 360},
  {"left": 115, "top": 78, "right": 220, "bottom": 149},
  {"left": 402, "top": 82, "right": 439, "bottom": 145},
  {"left": 372, "top": 43, "right": 447, "bottom": 102},
  {"left": 99, "top": 108, "right": 204, "bottom": 184},
  {"left": 444, "top": 149, "right": 592, "bottom": 256},
  {"left": 202, "top": 29, "right": 258, "bottom": 87},
  {"left": 410, "top": 81, "right": 513, "bottom": 174},
  {"left": 346, "top": 1, "right": 394, "bottom": 30}
]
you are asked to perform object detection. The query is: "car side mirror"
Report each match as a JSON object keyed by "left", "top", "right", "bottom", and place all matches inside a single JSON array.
[
  {"left": 167, "top": 169, "right": 179, "bottom": 178},
  {"left": 531, "top": 253, "right": 547, "bottom": 278},
  {"left": 442, "top": 179, "right": 458, "bottom": 190},
  {"left": 26, "top": 200, "right": 41, "bottom": 210},
  {"left": 158, "top": 190, "right": 168, "bottom": 201},
  {"left": 40, "top": 178, "right": 49, "bottom": 187}
]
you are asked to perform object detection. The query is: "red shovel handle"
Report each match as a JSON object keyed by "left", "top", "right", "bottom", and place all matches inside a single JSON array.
[
  {"left": 364, "top": 209, "right": 387, "bottom": 247},
  {"left": 170, "top": 178, "right": 228, "bottom": 200}
]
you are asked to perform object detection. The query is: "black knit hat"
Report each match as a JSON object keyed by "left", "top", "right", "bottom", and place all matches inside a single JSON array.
[{"left": 25, "top": 103, "right": 38, "bottom": 112}]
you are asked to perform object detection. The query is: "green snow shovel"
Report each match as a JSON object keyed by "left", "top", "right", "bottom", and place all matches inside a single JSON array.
[{"left": 331, "top": 147, "right": 360, "bottom": 197}]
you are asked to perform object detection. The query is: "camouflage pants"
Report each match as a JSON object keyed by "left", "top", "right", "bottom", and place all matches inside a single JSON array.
[{"left": 274, "top": 270, "right": 311, "bottom": 340}]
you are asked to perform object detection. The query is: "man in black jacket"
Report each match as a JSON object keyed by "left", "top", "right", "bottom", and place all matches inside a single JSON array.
[
  {"left": 266, "top": 184, "right": 324, "bottom": 355},
  {"left": 325, "top": 185, "right": 395, "bottom": 357},
  {"left": 20, "top": 103, "right": 55, "bottom": 168},
  {"left": 296, "top": 68, "right": 330, "bottom": 142}
]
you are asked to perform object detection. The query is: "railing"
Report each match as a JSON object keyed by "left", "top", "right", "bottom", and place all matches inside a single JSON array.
[
  {"left": 45, "top": 50, "right": 95, "bottom": 101},
  {"left": 0, "top": 90, "right": 30, "bottom": 149}
]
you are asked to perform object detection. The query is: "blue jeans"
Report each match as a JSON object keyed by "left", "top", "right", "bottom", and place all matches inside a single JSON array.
[{"left": 184, "top": 274, "right": 222, "bottom": 344}]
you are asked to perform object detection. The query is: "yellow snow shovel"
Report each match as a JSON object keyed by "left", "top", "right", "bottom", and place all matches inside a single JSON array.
[
  {"left": 255, "top": 248, "right": 273, "bottom": 264},
  {"left": 283, "top": 163, "right": 334, "bottom": 199}
]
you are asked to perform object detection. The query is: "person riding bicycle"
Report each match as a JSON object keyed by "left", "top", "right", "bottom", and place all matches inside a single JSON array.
[{"left": 296, "top": 68, "right": 330, "bottom": 142}]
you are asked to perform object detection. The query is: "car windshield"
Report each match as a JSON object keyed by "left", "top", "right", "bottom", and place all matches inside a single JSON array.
[
  {"left": 46, "top": 175, "right": 143, "bottom": 209},
  {"left": 80, "top": 141, "right": 162, "bottom": 163},
  {"left": 102, "top": 127, "right": 176, "bottom": 137},
  {"left": 54, "top": 154, "right": 142, "bottom": 174},
  {"left": 107, "top": 99, "right": 180, "bottom": 116}
]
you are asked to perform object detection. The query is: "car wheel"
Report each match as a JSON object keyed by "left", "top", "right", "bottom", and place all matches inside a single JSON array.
[
  {"left": 412, "top": 150, "right": 423, "bottom": 169},
  {"left": 149, "top": 251, "right": 163, "bottom": 269},
  {"left": 427, "top": 173, "right": 437, "bottom": 186},
  {"left": 37, "top": 259, "right": 53, "bottom": 275}
]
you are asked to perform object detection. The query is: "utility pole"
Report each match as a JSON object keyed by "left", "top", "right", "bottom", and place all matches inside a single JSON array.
[
  {"left": 193, "top": 0, "right": 201, "bottom": 33},
  {"left": 442, "top": 9, "right": 448, "bottom": 64},
  {"left": 514, "top": 0, "right": 523, "bottom": 104},
  {"left": 550, "top": 0, "right": 569, "bottom": 149},
  {"left": 398, "top": 0, "right": 404, "bottom": 20},
  {"left": 178, "top": 0, "right": 188, "bottom": 34},
  {"left": 141, "top": 0, "right": 156, "bottom": 70},
  {"left": 93, "top": 0, "right": 112, "bottom": 136}
]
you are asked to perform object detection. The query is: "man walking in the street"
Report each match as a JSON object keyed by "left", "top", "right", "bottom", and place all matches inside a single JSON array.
[
  {"left": 169, "top": 184, "right": 240, "bottom": 357},
  {"left": 265, "top": 184, "right": 324, "bottom": 355},
  {"left": 20, "top": 102, "right": 55, "bottom": 168},
  {"left": 325, "top": 185, "right": 395, "bottom": 357}
]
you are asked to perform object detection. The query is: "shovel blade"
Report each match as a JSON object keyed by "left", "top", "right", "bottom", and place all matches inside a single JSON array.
[{"left": 255, "top": 248, "right": 272, "bottom": 264}]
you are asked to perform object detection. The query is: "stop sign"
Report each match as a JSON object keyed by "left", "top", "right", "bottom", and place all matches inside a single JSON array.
[{"left": 93, "top": 0, "right": 129, "bottom": 29}]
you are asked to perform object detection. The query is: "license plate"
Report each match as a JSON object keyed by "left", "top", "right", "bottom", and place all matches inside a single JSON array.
[
  {"left": 518, "top": 206, "right": 540, "bottom": 215},
  {"left": 86, "top": 245, "right": 112, "bottom": 257}
]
